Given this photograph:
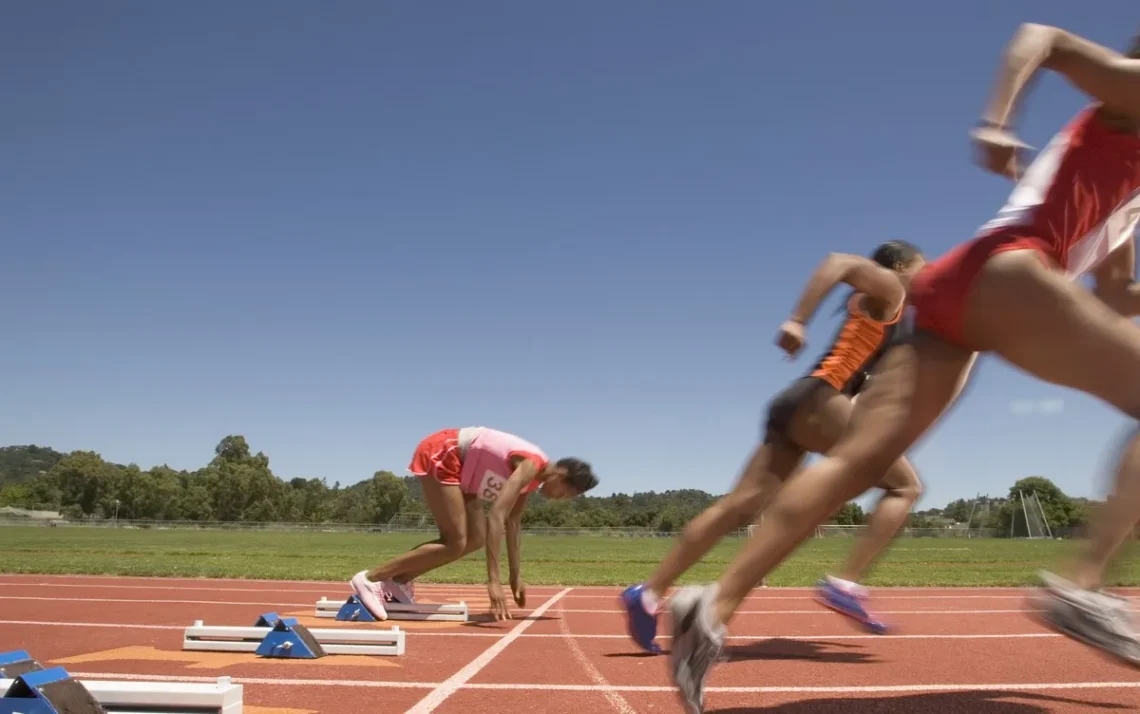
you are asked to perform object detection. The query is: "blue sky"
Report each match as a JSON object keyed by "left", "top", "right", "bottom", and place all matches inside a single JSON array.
[{"left": 2, "top": 1, "right": 1136, "bottom": 510}]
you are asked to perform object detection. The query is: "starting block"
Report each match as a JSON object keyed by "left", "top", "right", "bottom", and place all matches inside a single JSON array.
[
  {"left": 183, "top": 612, "right": 405, "bottom": 657},
  {"left": 0, "top": 651, "right": 42, "bottom": 680},
  {"left": 315, "top": 595, "right": 469, "bottom": 622},
  {"left": 0, "top": 664, "right": 241, "bottom": 714}
]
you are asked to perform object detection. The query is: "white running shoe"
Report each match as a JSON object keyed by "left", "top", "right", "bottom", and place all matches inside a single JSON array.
[
  {"left": 350, "top": 571, "right": 388, "bottom": 620},
  {"left": 383, "top": 579, "right": 416, "bottom": 604}
]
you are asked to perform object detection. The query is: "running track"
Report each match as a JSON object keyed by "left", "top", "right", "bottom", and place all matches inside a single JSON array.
[{"left": 1, "top": 575, "right": 1139, "bottom": 713}]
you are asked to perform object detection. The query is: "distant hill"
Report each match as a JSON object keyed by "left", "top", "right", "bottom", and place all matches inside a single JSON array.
[{"left": 0, "top": 446, "right": 65, "bottom": 488}]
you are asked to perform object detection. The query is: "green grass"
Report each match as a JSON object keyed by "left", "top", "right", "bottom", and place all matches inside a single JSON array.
[{"left": 3, "top": 526, "right": 1140, "bottom": 586}]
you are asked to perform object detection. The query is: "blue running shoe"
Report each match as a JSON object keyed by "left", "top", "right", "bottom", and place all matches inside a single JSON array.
[
  {"left": 621, "top": 583, "right": 663, "bottom": 653},
  {"left": 815, "top": 578, "right": 888, "bottom": 635}
]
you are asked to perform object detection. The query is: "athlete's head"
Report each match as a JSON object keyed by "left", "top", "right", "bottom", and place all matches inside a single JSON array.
[
  {"left": 538, "top": 458, "right": 599, "bottom": 499},
  {"left": 870, "top": 240, "right": 924, "bottom": 289}
]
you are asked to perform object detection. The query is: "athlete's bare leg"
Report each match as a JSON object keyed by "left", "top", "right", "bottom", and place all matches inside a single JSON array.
[
  {"left": 365, "top": 477, "right": 470, "bottom": 583},
  {"left": 834, "top": 456, "right": 922, "bottom": 583},
  {"left": 643, "top": 445, "right": 796, "bottom": 599},
  {"left": 961, "top": 250, "right": 1140, "bottom": 592},
  {"left": 711, "top": 337, "right": 975, "bottom": 626},
  {"left": 393, "top": 497, "right": 487, "bottom": 584}
]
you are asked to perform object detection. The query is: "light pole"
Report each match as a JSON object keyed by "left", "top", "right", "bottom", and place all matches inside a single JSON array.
[{"left": 113, "top": 499, "right": 120, "bottom": 526}]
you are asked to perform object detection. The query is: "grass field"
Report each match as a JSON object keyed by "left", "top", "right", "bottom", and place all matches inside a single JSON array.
[{"left": 5, "top": 526, "right": 1140, "bottom": 586}]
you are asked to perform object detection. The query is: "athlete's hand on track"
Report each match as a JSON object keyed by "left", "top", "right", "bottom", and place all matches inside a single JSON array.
[
  {"left": 971, "top": 124, "right": 1034, "bottom": 180},
  {"left": 489, "top": 583, "right": 513, "bottom": 621},
  {"left": 510, "top": 575, "right": 527, "bottom": 608},
  {"left": 776, "top": 320, "right": 806, "bottom": 358}
]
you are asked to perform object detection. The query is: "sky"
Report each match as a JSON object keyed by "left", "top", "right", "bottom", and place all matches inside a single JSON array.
[{"left": 2, "top": 1, "right": 1138, "bottom": 511}]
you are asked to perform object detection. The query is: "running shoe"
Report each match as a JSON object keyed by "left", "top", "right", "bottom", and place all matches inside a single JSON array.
[
  {"left": 815, "top": 577, "right": 887, "bottom": 634},
  {"left": 350, "top": 571, "right": 389, "bottom": 620},
  {"left": 668, "top": 584, "right": 725, "bottom": 714},
  {"left": 383, "top": 579, "right": 416, "bottom": 604},
  {"left": 620, "top": 583, "right": 662, "bottom": 654},
  {"left": 1031, "top": 571, "right": 1140, "bottom": 668}
]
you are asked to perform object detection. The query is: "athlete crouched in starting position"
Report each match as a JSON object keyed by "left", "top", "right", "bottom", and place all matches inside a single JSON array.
[
  {"left": 351, "top": 426, "right": 598, "bottom": 620},
  {"left": 667, "top": 25, "right": 1140, "bottom": 713},
  {"left": 619, "top": 240, "right": 926, "bottom": 653}
]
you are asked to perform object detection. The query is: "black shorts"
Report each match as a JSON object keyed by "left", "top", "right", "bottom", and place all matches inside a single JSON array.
[{"left": 762, "top": 376, "right": 833, "bottom": 447}]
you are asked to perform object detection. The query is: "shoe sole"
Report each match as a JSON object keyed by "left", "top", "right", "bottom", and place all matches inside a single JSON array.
[
  {"left": 1029, "top": 599, "right": 1140, "bottom": 670},
  {"left": 816, "top": 595, "right": 886, "bottom": 635}
]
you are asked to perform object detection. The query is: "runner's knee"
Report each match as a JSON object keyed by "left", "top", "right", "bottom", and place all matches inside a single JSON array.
[
  {"left": 441, "top": 533, "right": 468, "bottom": 558},
  {"left": 465, "top": 531, "right": 486, "bottom": 553}
]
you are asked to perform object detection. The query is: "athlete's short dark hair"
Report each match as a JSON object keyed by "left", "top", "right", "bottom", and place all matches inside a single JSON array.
[
  {"left": 1127, "top": 31, "right": 1140, "bottom": 58},
  {"left": 870, "top": 240, "right": 922, "bottom": 271},
  {"left": 557, "top": 458, "right": 598, "bottom": 494}
]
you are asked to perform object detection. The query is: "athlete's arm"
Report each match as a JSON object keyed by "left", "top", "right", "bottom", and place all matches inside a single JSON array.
[
  {"left": 1092, "top": 239, "right": 1140, "bottom": 316},
  {"left": 505, "top": 491, "right": 529, "bottom": 606},
  {"left": 788, "top": 253, "right": 905, "bottom": 326},
  {"left": 981, "top": 24, "right": 1140, "bottom": 129},
  {"left": 484, "top": 457, "right": 540, "bottom": 619}
]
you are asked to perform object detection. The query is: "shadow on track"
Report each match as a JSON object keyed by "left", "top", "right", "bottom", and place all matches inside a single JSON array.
[{"left": 711, "top": 690, "right": 1130, "bottom": 713}]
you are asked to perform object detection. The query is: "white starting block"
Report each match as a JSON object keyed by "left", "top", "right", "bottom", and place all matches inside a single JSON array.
[
  {"left": 183, "top": 618, "right": 405, "bottom": 657},
  {"left": 315, "top": 595, "right": 469, "bottom": 622},
  {"left": 0, "top": 675, "right": 242, "bottom": 714}
]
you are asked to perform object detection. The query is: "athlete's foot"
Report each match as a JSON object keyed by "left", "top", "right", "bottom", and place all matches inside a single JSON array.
[
  {"left": 816, "top": 576, "right": 887, "bottom": 635},
  {"left": 350, "top": 571, "right": 389, "bottom": 620},
  {"left": 1031, "top": 571, "right": 1140, "bottom": 668},
  {"left": 620, "top": 583, "right": 662, "bottom": 654},
  {"left": 668, "top": 584, "right": 725, "bottom": 714},
  {"left": 383, "top": 579, "right": 416, "bottom": 604}
]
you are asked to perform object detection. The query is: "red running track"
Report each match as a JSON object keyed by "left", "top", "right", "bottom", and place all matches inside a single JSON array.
[{"left": 1, "top": 575, "right": 1139, "bottom": 713}]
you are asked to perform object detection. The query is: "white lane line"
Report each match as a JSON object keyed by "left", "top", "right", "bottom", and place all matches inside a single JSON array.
[
  {"left": 556, "top": 603, "right": 636, "bottom": 714},
  {"left": 0, "top": 620, "right": 1065, "bottom": 640},
  {"left": 61, "top": 672, "right": 1140, "bottom": 694},
  {"left": 404, "top": 587, "right": 573, "bottom": 713}
]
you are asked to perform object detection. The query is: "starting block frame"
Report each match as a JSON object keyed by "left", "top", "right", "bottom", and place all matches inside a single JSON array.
[
  {"left": 184, "top": 615, "right": 405, "bottom": 657},
  {"left": 0, "top": 674, "right": 241, "bottom": 714},
  {"left": 315, "top": 595, "right": 469, "bottom": 622}
]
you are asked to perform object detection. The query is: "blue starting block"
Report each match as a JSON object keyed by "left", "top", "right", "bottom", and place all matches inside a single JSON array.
[
  {"left": 254, "top": 612, "right": 298, "bottom": 628},
  {"left": 0, "top": 666, "right": 106, "bottom": 714},
  {"left": 334, "top": 595, "right": 378, "bottom": 622},
  {"left": 0, "top": 651, "right": 42, "bottom": 680},
  {"left": 253, "top": 618, "right": 328, "bottom": 659}
]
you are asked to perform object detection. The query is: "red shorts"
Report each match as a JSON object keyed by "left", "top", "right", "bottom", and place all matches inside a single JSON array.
[
  {"left": 408, "top": 429, "right": 463, "bottom": 487},
  {"left": 909, "top": 229, "right": 1054, "bottom": 349}
]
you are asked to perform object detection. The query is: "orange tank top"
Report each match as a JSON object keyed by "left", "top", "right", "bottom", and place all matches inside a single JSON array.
[{"left": 809, "top": 293, "right": 903, "bottom": 394}]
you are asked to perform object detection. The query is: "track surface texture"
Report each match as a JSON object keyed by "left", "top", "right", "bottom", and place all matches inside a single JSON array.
[{"left": 2, "top": 575, "right": 1139, "bottom": 713}]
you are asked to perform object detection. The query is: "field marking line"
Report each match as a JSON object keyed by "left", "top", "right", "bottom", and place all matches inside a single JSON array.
[
  {"left": 61, "top": 672, "right": 1140, "bottom": 694},
  {"left": 404, "top": 587, "right": 573, "bottom": 714},
  {"left": 0, "top": 619, "right": 1066, "bottom": 640},
  {"left": 555, "top": 602, "right": 636, "bottom": 714}
]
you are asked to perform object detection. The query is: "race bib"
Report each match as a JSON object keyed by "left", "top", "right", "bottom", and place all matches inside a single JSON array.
[{"left": 476, "top": 470, "right": 507, "bottom": 502}]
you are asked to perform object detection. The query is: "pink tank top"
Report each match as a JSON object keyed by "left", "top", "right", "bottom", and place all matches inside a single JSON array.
[{"left": 458, "top": 427, "right": 548, "bottom": 503}]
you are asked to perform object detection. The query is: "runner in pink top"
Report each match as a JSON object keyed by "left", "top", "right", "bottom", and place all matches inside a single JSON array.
[{"left": 351, "top": 427, "right": 598, "bottom": 621}]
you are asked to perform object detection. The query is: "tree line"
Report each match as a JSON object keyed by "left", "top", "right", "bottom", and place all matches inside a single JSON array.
[{"left": 0, "top": 438, "right": 1096, "bottom": 534}]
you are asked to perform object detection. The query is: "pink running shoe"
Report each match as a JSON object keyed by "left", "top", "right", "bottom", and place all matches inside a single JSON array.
[
  {"left": 350, "top": 571, "right": 388, "bottom": 620},
  {"left": 383, "top": 579, "right": 416, "bottom": 604}
]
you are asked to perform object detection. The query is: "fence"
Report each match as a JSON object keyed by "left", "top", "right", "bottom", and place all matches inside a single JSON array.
[{"left": 1, "top": 515, "right": 1090, "bottom": 539}]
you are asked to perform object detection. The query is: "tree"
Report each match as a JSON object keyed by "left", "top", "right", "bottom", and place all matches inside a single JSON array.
[
  {"left": 833, "top": 502, "right": 865, "bottom": 526},
  {"left": 996, "top": 476, "right": 1079, "bottom": 534}
]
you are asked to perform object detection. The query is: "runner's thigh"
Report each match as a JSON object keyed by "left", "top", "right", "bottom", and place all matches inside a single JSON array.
[{"left": 965, "top": 251, "right": 1140, "bottom": 414}]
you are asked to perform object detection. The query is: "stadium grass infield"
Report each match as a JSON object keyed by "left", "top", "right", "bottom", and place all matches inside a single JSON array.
[{"left": 3, "top": 525, "right": 1140, "bottom": 586}]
